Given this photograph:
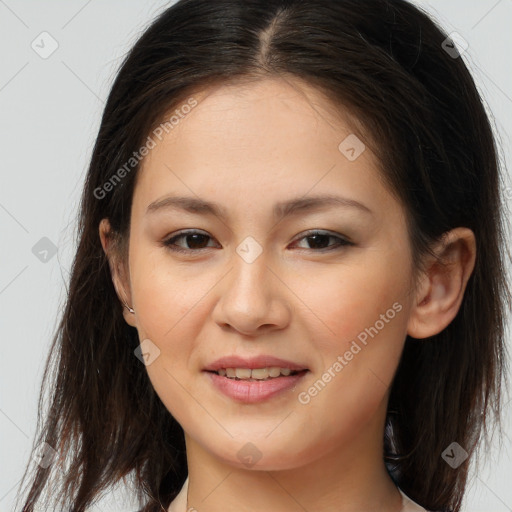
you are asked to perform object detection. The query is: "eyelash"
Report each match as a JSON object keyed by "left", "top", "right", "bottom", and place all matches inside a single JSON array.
[{"left": 162, "top": 229, "right": 353, "bottom": 254}]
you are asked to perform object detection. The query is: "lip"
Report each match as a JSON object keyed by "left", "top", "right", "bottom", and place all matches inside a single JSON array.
[
  {"left": 203, "top": 355, "right": 308, "bottom": 372},
  {"left": 205, "top": 369, "right": 309, "bottom": 403}
]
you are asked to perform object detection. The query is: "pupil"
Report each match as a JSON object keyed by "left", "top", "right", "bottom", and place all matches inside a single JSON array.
[
  {"left": 307, "top": 234, "right": 329, "bottom": 249},
  {"left": 187, "top": 234, "right": 208, "bottom": 249}
]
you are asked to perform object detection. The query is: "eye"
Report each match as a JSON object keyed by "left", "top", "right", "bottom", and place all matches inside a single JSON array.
[
  {"left": 162, "top": 230, "right": 219, "bottom": 253},
  {"left": 291, "top": 230, "right": 353, "bottom": 251},
  {"left": 162, "top": 229, "right": 353, "bottom": 253}
]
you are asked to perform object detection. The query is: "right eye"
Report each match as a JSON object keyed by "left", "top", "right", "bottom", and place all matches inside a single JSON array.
[{"left": 162, "top": 230, "right": 219, "bottom": 253}]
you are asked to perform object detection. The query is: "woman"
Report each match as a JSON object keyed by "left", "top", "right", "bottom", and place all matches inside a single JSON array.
[{"left": 17, "top": 0, "right": 511, "bottom": 511}]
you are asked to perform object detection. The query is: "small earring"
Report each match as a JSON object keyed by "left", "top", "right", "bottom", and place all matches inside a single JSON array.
[{"left": 122, "top": 301, "right": 135, "bottom": 314}]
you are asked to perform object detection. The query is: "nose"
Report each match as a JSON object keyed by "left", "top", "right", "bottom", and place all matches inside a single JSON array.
[{"left": 211, "top": 249, "right": 293, "bottom": 337}]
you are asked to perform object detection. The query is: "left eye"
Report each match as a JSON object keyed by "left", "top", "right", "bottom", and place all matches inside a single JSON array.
[
  {"left": 162, "top": 229, "right": 352, "bottom": 253},
  {"left": 292, "top": 230, "right": 353, "bottom": 251}
]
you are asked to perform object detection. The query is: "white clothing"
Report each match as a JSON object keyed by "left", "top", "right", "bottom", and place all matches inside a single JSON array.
[{"left": 167, "top": 476, "right": 432, "bottom": 511}]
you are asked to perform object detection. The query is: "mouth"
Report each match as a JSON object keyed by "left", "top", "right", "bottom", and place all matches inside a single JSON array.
[
  {"left": 202, "top": 355, "right": 310, "bottom": 402},
  {"left": 203, "top": 366, "right": 309, "bottom": 403},
  {"left": 205, "top": 367, "right": 307, "bottom": 381}
]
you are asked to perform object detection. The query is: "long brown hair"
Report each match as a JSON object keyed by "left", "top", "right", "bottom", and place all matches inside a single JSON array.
[{"left": 16, "top": 0, "right": 511, "bottom": 510}]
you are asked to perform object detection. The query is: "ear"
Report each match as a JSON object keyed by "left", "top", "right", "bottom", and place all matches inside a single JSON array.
[
  {"left": 407, "top": 227, "right": 476, "bottom": 339},
  {"left": 99, "top": 218, "right": 137, "bottom": 327}
]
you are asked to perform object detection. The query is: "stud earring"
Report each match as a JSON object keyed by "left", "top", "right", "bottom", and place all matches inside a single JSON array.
[
  {"left": 110, "top": 276, "right": 135, "bottom": 314},
  {"left": 122, "top": 301, "right": 135, "bottom": 314}
]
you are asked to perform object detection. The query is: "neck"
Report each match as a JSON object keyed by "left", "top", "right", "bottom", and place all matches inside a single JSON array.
[{"left": 183, "top": 404, "right": 402, "bottom": 512}]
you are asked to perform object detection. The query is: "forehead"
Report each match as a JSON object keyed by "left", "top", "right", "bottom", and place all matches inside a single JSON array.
[
  {"left": 165, "top": 76, "right": 361, "bottom": 150},
  {"left": 132, "top": 77, "right": 397, "bottom": 222}
]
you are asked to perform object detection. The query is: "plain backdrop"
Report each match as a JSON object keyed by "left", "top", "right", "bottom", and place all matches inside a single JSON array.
[{"left": 0, "top": 1, "right": 511, "bottom": 511}]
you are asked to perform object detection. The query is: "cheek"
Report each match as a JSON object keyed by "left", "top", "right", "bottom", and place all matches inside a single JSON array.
[
  {"left": 303, "top": 256, "right": 409, "bottom": 353},
  {"left": 296, "top": 315, "right": 406, "bottom": 457},
  {"left": 128, "top": 252, "right": 223, "bottom": 409},
  {"left": 297, "top": 255, "right": 409, "bottom": 421},
  {"left": 131, "top": 267, "right": 203, "bottom": 426},
  {"left": 130, "top": 251, "right": 208, "bottom": 340}
]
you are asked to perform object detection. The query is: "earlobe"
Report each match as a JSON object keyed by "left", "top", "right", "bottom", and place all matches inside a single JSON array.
[
  {"left": 407, "top": 228, "right": 476, "bottom": 339},
  {"left": 98, "top": 219, "right": 137, "bottom": 328}
]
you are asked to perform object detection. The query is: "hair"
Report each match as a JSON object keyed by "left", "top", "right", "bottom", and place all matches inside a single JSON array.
[{"left": 16, "top": 0, "right": 511, "bottom": 511}]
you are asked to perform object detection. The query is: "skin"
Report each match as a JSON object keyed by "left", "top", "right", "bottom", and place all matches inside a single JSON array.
[{"left": 100, "top": 76, "right": 476, "bottom": 512}]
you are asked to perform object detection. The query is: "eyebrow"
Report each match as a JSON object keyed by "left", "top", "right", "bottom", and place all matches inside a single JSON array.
[{"left": 145, "top": 193, "right": 373, "bottom": 220}]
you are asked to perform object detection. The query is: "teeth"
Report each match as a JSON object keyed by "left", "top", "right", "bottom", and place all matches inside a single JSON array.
[
  {"left": 251, "top": 368, "right": 269, "bottom": 379},
  {"left": 268, "top": 367, "right": 281, "bottom": 377},
  {"left": 235, "top": 368, "right": 252, "bottom": 379},
  {"left": 215, "top": 366, "right": 301, "bottom": 380}
]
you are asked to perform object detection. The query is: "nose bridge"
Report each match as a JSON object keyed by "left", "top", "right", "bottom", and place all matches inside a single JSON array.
[
  {"left": 226, "top": 238, "right": 273, "bottom": 308},
  {"left": 213, "top": 236, "right": 291, "bottom": 334}
]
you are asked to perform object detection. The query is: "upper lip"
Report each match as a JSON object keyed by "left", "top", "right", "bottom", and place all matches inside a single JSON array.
[{"left": 203, "top": 355, "right": 308, "bottom": 372}]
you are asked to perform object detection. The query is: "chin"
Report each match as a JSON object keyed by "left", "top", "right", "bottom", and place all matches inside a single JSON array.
[{"left": 208, "top": 437, "right": 312, "bottom": 471}]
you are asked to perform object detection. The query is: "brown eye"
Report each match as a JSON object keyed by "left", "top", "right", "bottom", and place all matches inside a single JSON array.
[
  {"left": 163, "top": 230, "right": 218, "bottom": 253},
  {"left": 292, "top": 230, "right": 353, "bottom": 251}
]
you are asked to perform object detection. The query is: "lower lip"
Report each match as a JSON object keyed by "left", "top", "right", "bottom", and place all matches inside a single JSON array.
[{"left": 204, "top": 370, "right": 308, "bottom": 403}]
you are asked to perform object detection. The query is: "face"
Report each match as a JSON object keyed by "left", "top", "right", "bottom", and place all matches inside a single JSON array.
[{"left": 104, "top": 77, "right": 420, "bottom": 471}]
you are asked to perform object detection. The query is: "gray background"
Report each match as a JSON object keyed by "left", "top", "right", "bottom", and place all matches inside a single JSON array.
[{"left": 0, "top": 1, "right": 511, "bottom": 511}]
